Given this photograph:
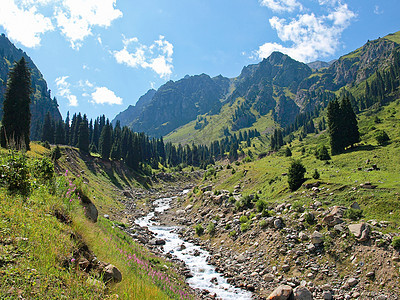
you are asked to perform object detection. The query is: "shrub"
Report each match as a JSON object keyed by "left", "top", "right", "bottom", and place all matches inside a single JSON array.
[
  {"left": 228, "top": 230, "right": 236, "bottom": 237},
  {"left": 312, "top": 169, "right": 320, "bottom": 180},
  {"left": 305, "top": 212, "right": 315, "bottom": 225},
  {"left": 239, "top": 215, "right": 249, "bottom": 224},
  {"left": 259, "top": 220, "right": 268, "bottom": 229},
  {"left": 207, "top": 222, "right": 216, "bottom": 235},
  {"left": 255, "top": 199, "right": 267, "bottom": 213},
  {"left": 0, "top": 152, "right": 31, "bottom": 195},
  {"left": 391, "top": 236, "right": 400, "bottom": 249},
  {"left": 344, "top": 208, "right": 363, "bottom": 221},
  {"left": 32, "top": 157, "right": 54, "bottom": 183},
  {"left": 240, "top": 222, "right": 250, "bottom": 232},
  {"left": 51, "top": 145, "right": 62, "bottom": 161},
  {"left": 288, "top": 160, "right": 306, "bottom": 191},
  {"left": 375, "top": 130, "right": 390, "bottom": 146},
  {"left": 195, "top": 224, "right": 204, "bottom": 236},
  {"left": 291, "top": 201, "right": 304, "bottom": 213},
  {"left": 315, "top": 145, "right": 331, "bottom": 160},
  {"left": 225, "top": 223, "right": 231, "bottom": 230},
  {"left": 285, "top": 147, "right": 292, "bottom": 157}
]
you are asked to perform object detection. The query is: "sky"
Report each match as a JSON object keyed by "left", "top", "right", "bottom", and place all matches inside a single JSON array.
[{"left": 1, "top": 0, "right": 400, "bottom": 122}]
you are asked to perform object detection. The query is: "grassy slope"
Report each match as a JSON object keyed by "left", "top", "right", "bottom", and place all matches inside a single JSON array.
[
  {"left": 0, "top": 145, "right": 192, "bottom": 300},
  {"left": 210, "top": 98, "right": 400, "bottom": 228}
]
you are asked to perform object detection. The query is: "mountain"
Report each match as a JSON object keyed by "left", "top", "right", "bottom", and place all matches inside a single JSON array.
[
  {"left": 0, "top": 34, "right": 62, "bottom": 140},
  {"left": 115, "top": 74, "right": 230, "bottom": 137},
  {"left": 114, "top": 31, "right": 400, "bottom": 144}
]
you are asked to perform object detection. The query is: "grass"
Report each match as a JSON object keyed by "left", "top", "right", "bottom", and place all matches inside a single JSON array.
[
  {"left": 0, "top": 146, "right": 193, "bottom": 300},
  {"left": 207, "top": 97, "right": 400, "bottom": 230}
]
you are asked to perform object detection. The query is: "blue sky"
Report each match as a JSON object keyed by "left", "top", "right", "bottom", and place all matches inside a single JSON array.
[{"left": 1, "top": 0, "right": 400, "bottom": 121}]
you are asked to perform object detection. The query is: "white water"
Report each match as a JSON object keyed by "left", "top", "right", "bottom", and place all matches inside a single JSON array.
[{"left": 135, "top": 191, "right": 253, "bottom": 300}]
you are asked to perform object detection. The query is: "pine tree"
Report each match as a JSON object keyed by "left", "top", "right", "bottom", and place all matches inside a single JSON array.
[
  {"left": 327, "top": 100, "right": 342, "bottom": 155},
  {"left": 99, "top": 121, "right": 112, "bottom": 159},
  {"left": 41, "top": 112, "right": 54, "bottom": 143},
  {"left": 1, "top": 57, "right": 32, "bottom": 150},
  {"left": 78, "top": 115, "right": 89, "bottom": 153},
  {"left": 340, "top": 96, "right": 360, "bottom": 148}
]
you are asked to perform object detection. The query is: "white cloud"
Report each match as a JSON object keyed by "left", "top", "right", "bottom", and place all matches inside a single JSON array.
[
  {"left": 54, "top": 0, "right": 122, "bottom": 49},
  {"left": 374, "top": 5, "right": 383, "bottom": 15},
  {"left": 55, "top": 76, "right": 78, "bottom": 106},
  {"left": 113, "top": 35, "right": 174, "bottom": 78},
  {"left": 91, "top": 86, "right": 122, "bottom": 105},
  {"left": 0, "top": 0, "right": 122, "bottom": 49},
  {"left": 0, "top": 0, "right": 54, "bottom": 48},
  {"left": 260, "top": 0, "right": 302, "bottom": 13},
  {"left": 257, "top": 1, "right": 356, "bottom": 62}
]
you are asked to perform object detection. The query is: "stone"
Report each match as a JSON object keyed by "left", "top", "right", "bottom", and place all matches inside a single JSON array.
[
  {"left": 350, "top": 202, "right": 361, "bottom": 210},
  {"left": 123, "top": 191, "right": 133, "bottom": 198},
  {"left": 322, "top": 291, "right": 333, "bottom": 300},
  {"left": 322, "top": 214, "right": 343, "bottom": 227},
  {"left": 282, "top": 264, "right": 290, "bottom": 272},
  {"left": 348, "top": 223, "right": 370, "bottom": 241},
  {"left": 347, "top": 278, "right": 358, "bottom": 287},
  {"left": 84, "top": 202, "right": 98, "bottom": 222},
  {"left": 103, "top": 214, "right": 110, "bottom": 219},
  {"left": 274, "top": 218, "right": 283, "bottom": 229},
  {"left": 333, "top": 224, "right": 345, "bottom": 232},
  {"left": 311, "top": 231, "right": 324, "bottom": 245},
  {"left": 299, "top": 232, "right": 309, "bottom": 241},
  {"left": 201, "top": 185, "right": 213, "bottom": 192},
  {"left": 237, "top": 254, "right": 246, "bottom": 263},
  {"left": 103, "top": 264, "right": 122, "bottom": 283},
  {"left": 264, "top": 273, "right": 275, "bottom": 282},
  {"left": 366, "top": 271, "right": 375, "bottom": 278},
  {"left": 267, "top": 285, "right": 293, "bottom": 300},
  {"left": 293, "top": 286, "right": 313, "bottom": 300}
]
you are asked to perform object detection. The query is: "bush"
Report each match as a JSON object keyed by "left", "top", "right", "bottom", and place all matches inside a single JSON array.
[
  {"left": 240, "top": 222, "right": 250, "bottom": 232},
  {"left": 207, "top": 222, "right": 216, "bottom": 235},
  {"left": 375, "top": 130, "right": 390, "bottom": 145},
  {"left": 315, "top": 145, "right": 331, "bottom": 160},
  {"left": 259, "top": 219, "right": 268, "bottom": 229},
  {"left": 32, "top": 157, "right": 54, "bottom": 183},
  {"left": 291, "top": 201, "right": 304, "bottom": 213},
  {"left": 239, "top": 215, "right": 249, "bottom": 224},
  {"left": 51, "top": 145, "right": 62, "bottom": 161},
  {"left": 255, "top": 199, "right": 267, "bottom": 213},
  {"left": 0, "top": 152, "right": 31, "bottom": 195},
  {"left": 287, "top": 160, "right": 306, "bottom": 191},
  {"left": 195, "top": 224, "right": 204, "bottom": 236},
  {"left": 344, "top": 208, "right": 363, "bottom": 221},
  {"left": 285, "top": 147, "right": 292, "bottom": 157},
  {"left": 312, "top": 169, "right": 320, "bottom": 179},
  {"left": 305, "top": 212, "right": 316, "bottom": 225},
  {"left": 228, "top": 230, "right": 236, "bottom": 237},
  {"left": 392, "top": 236, "right": 400, "bottom": 249}
]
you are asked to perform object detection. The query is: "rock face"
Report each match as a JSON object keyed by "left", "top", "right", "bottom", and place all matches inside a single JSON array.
[{"left": 267, "top": 285, "right": 294, "bottom": 300}]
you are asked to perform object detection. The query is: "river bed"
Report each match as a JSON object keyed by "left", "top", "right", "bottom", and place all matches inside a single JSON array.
[{"left": 135, "top": 192, "right": 252, "bottom": 300}]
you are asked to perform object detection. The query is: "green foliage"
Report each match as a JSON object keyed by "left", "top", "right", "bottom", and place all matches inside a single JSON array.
[
  {"left": 259, "top": 219, "right": 268, "bottom": 229},
  {"left": 375, "top": 130, "right": 390, "bottom": 145},
  {"left": 195, "top": 224, "right": 204, "bottom": 236},
  {"left": 239, "top": 215, "right": 249, "bottom": 223},
  {"left": 315, "top": 145, "right": 331, "bottom": 160},
  {"left": 285, "top": 147, "right": 292, "bottom": 157},
  {"left": 0, "top": 151, "right": 30, "bottom": 195},
  {"left": 206, "top": 222, "right": 216, "bottom": 235},
  {"left": 291, "top": 201, "right": 304, "bottom": 213},
  {"left": 228, "top": 230, "right": 236, "bottom": 237},
  {"left": 31, "top": 157, "right": 54, "bottom": 183},
  {"left": 240, "top": 222, "right": 250, "bottom": 232},
  {"left": 312, "top": 169, "right": 320, "bottom": 179},
  {"left": 392, "top": 236, "right": 400, "bottom": 249},
  {"left": 305, "top": 212, "right": 316, "bottom": 225},
  {"left": 255, "top": 199, "right": 267, "bottom": 213},
  {"left": 1, "top": 57, "right": 32, "bottom": 150},
  {"left": 344, "top": 208, "right": 363, "bottom": 221},
  {"left": 235, "top": 195, "right": 253, "bottom": 211},
  {"left": 51, "top": 145, "right": 62, "bottom": 161},
  {"left": 287, "top": 159, "right": 306, "bottom": 191}
]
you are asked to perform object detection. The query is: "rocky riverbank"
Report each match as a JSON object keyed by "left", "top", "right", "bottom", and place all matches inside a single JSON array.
[{"left": 159, "top": 182, "right": 400, "bottom": 300}]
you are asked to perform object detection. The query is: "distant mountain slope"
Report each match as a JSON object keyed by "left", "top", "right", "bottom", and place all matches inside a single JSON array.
[
  {"left": 0, "top": 34, "right": 62, "bottom": 140},
  {"left": 115, "top": 30, "right": 400, "bottom": 144},
  {"left": 114, "top": 74, "right": 231, "bottom": 137}
]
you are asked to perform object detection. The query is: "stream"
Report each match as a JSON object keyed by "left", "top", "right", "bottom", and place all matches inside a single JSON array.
[{"left": 135, "top": 191, "right": 253, "bottom": 300}]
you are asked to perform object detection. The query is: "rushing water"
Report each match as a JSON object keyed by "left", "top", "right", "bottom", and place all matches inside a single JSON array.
[{"left": 135, "top": 191, "right": 252, "bottom": 300}]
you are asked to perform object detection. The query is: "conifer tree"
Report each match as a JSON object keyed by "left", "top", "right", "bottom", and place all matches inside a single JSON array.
[
  {"left": 78, "top": 115, "right": 89, "bottom": 153},
  {"left": 99, "top": 121, "right": 112, "bottom": 159},
  {"left": 1, "top": 57, "right": 32, "bottom": 149},
  {"left": 327, "top": 100, "right": 342, "bottom": 155},
  {"left": 41, "top": 112, "right": 54, "bottom": 143}
]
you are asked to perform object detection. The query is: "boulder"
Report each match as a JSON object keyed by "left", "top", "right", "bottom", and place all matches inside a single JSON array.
[
  {"left": 347, "top": 277, "right": 358, "bottom": 287},
  {"left": 102, "top": 264, "right": 122, "bottom": 283},
  {"left": 350, "top": 202, "right": 361, "bottom": 210},
  {"left": 84, "top": 202, "right": 98, "bottom": 222},
  {"left": 293, "top": 286, "right": 313, "bottom": 300},
  {"left": 299, "top": 232, "right": 309, "bottom": 241},
  {"left": 311, "top": 231, "right": 324, "bottom": 245},
  {"left": 274, "top": 218, "right": 283, "bottom": 229},
  {"left": 267, "top": 285, "right": 294, "bottom": 300},
  {"left": 322, "top": 291, "right": 332, "bottom": 300},
  {"left": 348, "top": 223, "right": 370, "bottom": 241},
  {"left": 264, "top": 273, "right": 275, "bottom": 282}
]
